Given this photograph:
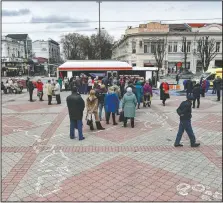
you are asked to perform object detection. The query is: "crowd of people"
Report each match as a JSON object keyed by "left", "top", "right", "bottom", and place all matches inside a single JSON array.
[{"left": 1, "top": 78, "right": 23, "bottom": 94}]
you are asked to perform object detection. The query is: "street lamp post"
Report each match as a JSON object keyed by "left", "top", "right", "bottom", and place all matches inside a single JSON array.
[{"left": 98, "top": 1, "right": 101, "bottom": 59}]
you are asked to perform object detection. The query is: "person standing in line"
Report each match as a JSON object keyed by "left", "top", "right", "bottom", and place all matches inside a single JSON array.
[
  {"left": 36, "top": 79, "right": 44, "bottom": 101},
  {"left": 54, "top": 80, "right": 61, "bottom": 104},
  {"left": 192, "top": 81, "right": 201, "bottom": 108},
  {"left": 215, "top": 76, "right": 222, "bottom": 101},
  {"left": 160, "top": 80, "right": 170, "bottom": 106},
  {"left": 86, "top": 90, "right": 105, "bottom": 131},
  {"left": 45, "top": 80, "right": 53, "bottom": 105},
  {"left": 27, "top": 79, "right": 35, "bottom": 102},
  {"left": 176, "top": 74, "right": 180, "bottom": 85},
  {"left": 174, "top": 95, "right": 200, "bottom": 147},
  {"left": 135, "top": 81, "right": 143, "bottom": 109},
  {"left": 66, "top": 86, "right": 85, "bottom": 141},
  {"left": 122, "top": 87, "right": 137, "bottom": 128},
  {"left": 105, "top": 87, "right": 119, "bottom": 125}
]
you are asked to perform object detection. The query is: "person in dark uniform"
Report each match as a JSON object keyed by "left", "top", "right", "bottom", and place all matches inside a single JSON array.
[
  {"left": 27, "top": 79, "right": 35, "bottom": 102},
  {"left": 215, "top": 76, "right": 222, "bottom": 101},
  {"left": 186, "top": 78, "right": 193, "bottom": 97},
  {"left": 175, "top": 95, "right": 200, "bottom": 147},
  {"left": 192, "top": 81, "right": 201, "bottom": 108}
]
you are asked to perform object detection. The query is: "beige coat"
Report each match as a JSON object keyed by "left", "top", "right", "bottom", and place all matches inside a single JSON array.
[{"left": 45, "top": 83, "right": 53, "bottom": 96}]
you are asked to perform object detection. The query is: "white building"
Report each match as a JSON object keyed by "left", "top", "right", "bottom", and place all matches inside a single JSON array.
[
  {"left": 1, "top": 36, "right": 26, "bottom": 76},
  {"left": 32, "top": 39, "right": 60, "bottom": 64},
  {"left": 112, "top": 22, "right": 222, "bottom": 73}
]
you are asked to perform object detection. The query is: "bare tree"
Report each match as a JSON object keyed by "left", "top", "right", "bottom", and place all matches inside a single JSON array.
[
  {"left": 181, "top": 36, "right": 188, "bottom": 71},
  {"left": 197, "top": 36, "right": 218, "bottom": 72},
  {"left": 150, "top": 38, "right": 167, "bottom": 81}
]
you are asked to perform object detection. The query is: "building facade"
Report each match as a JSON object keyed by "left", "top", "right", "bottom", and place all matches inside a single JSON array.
[
  {"left": 6, "top": 34, "right": 32, "bottom": 59},
  {"left": 112, "top": 22, "right": 222, "bottom": 73},
  {"left": 1, "top": 36, "right": 27, "bottom": 76},
  {"left": 32, "top": 39, "right": 60, "bottom": 64}
]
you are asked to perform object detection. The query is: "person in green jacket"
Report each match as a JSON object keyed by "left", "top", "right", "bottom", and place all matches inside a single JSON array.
[
  {"left": 122, "top": 87, "right": 137, "bottom": 128},
  {"left": 58, "top": 77, "right": 63, "bottom": 91},
  {"left": 135, "top": 81, "right": 143, "bottom": 109}
]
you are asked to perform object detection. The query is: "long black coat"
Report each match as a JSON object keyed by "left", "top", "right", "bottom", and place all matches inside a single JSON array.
[
  {"left": 66, "top": 93, "right": 85, "bottom": 120},
  {"left": 215, "top": 78, "right": 222, "bottom": 91},
  {"left": 192, "top": 84, "right": 200, "bottom": 99},
  {"left": 186, "top": 80, "right": 193, "bottom": 93}
]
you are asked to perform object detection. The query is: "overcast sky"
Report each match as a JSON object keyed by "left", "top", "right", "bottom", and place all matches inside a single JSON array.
[{"left": 2, "top": 1, "right": 222, "bottom": 43}]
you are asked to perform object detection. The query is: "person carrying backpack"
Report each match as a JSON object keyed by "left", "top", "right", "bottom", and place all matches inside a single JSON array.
[{"left": 174, "top": 95, "right": 200, "bottom": 147}]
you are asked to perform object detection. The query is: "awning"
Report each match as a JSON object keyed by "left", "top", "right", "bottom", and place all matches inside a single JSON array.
[{"left": 89, "top": 73, "right": 106, "bottom": 77}]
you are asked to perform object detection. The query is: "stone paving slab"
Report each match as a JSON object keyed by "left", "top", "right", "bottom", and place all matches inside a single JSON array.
[{"left": 1, "top": 91, "right": 222, "bottom": 202}]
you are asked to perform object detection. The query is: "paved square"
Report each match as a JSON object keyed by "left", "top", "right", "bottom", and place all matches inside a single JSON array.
[{"left": 1, "top": 91, "right": 222, "bottom": 202}]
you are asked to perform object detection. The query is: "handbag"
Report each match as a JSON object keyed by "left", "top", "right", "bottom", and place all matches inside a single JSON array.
[
  {"left": 86, "top": 114, "right": 93, "bottom": 126},
  {"left": 119, "top": 111, "right": 124, "bottom": 122}
]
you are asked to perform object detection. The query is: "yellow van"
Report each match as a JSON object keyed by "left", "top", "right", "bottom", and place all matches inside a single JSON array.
[{"left": 201, "top": 68, "right": 222, "bottom": 87}]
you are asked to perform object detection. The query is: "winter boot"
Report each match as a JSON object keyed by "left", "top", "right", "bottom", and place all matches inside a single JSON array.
[
  {"left": 131, "top": 119, "right": 134, "bottom": 128},
  {"left": 138, "top": 104, "right": 140, "bottom": 109},
  {"left": 191, "top": 143, "right": 200, "bottom": 147},
  {"left": 96, "top": 121, "right": 105, "bottom": 130},
  {"left": 90, "top": 123, "right": 94, "bottom": 131},
  {"left": 112, "top": 114, "right": 118, "bottom": 125}
]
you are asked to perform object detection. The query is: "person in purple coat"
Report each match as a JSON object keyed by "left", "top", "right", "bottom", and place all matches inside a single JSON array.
[
  {"left": 143, "top": 81, "right": 153, "bottom": 107},
  {"left": 104, "top": 87, "right": 119, "bottom": 125}
]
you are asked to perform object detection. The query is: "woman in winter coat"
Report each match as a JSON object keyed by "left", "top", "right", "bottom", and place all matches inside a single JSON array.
[
  {"left": 86, "top": 90, "right": 105, "bottom": 131},
  {"left": 122, "top": 87, "right": 137, "bottom": 128},
  {"left": 104, "top": 87, "right": 119, "bottom": 125},
  {"left": 135, "top": 81, "right": 143, "bottom": 109},
  {"left": 36, "top": 79, "right": 44, "bottom": 101},
  {"left": 160, "top": 80, "right": 170, "bottom": 106},
  {"left": 192, "top": 81, "right": 201, "bottom": 108},
  {"left": 143, "top": 81, "right": 153, "bottom": 107}
]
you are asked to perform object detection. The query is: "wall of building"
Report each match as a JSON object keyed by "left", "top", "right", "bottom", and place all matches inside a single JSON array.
[{"left": 112, "top": 23, "right": 222, "bottom": 73}]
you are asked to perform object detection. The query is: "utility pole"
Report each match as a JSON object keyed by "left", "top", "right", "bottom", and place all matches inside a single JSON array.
[{"left": 98, "top": 1, "right": 101, "bottom": 60}]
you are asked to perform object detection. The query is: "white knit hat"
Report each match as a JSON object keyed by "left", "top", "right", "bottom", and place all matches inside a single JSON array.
[{"left": 127, "top": 87, "right": 132, "bottom": 92}]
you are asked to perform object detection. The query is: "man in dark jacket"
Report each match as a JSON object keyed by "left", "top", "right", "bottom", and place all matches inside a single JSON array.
[
  {"left": 95, "top": 84, "right": 107, "bottom": 121},
  {"left": 174, "top": 95, "right": 200, "bottom": 147},
  {"left": 192, "top": 81, "right": 201, "bottom": 108},
  {"left": 27, "top": 79, "right": 35, "bottom": 102},
  {"left": 66, "top": 86, "right": 85, "bottom": 141},
  {"left": 186, "top": 78, "right": 193, "bottom": 97},
  {"left": 212, "top": 78, "right": 217, "bottom": 94},
  {"left": 215, "top": 76, "right": 222, "bottom": 101}
]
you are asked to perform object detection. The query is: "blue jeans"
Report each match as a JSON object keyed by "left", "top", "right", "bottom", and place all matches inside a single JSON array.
[
  {"left": 175, "top": 120, "right": 196, "bottom": 145},
  {"left": 70, "top": 119, "right": 83, "bottom": 140},
  {"left": 98, "top": 103, "right": 105, "bottom": 120}
]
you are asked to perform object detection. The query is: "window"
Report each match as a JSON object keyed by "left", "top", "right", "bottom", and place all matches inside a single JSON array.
[
  {"left": 132, "top": 41, "right": 136, "bottom": 53},
  {"left": 132, "top": 63, "right": 136, "bottom": 67},
  {"left": 187, "top": 42, "right": 191, "bottom": 52},
  {"left": 151, "top": 43, "right": 156, "bottom": 53},
  {"left": 168, "top": 43, "right": 172, "bottom": 53},
  {"left": 144, "top": 45, "right": 148, "bottom": 53},
  {"left": 216, "top": 42, "right": 221, "bottom": 52},
  {"left": 173, "top": 42, "right": 178, "bottom": 52}
]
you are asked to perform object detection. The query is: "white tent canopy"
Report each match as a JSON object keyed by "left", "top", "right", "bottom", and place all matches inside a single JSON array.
[{"left": 58, "top": 60, "right": 132, "bottom": 71}]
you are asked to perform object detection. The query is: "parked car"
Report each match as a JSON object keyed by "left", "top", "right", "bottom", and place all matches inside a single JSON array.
[{"left": 179, "top": 70, "right": 194, "bottom": 79}]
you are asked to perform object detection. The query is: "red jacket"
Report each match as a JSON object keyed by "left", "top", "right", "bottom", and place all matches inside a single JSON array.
[{"left": 36, "top": 82, "right": 43, "bottom": 91}]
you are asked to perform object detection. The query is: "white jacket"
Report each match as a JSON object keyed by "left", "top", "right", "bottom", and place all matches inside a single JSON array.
[{"left": 54, "top": 83, "right": 61, "bottom": 95}]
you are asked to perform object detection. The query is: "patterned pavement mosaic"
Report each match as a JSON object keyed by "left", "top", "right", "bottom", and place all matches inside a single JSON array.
[{"left": 1, "top": 90, "right": 222, "bottom": 202}]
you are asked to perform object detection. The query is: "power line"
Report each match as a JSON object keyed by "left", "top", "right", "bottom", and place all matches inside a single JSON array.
[{"left": 2, "top": 18, "right": 222, "bottom": 24}]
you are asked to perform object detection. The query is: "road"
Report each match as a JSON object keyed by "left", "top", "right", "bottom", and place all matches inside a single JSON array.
[{"left": 1, "top": 89, "right": 222, "bottom": 202}]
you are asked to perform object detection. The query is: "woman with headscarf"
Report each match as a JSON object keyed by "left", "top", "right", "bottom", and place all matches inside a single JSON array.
[
  {"left": 143, "top": 81, "right": 153, "bottom": 107},
  {"left": 86, "top": 90, "right": 105, "bottom": 130},
  {"left": 135, "top": 81, "right": 143, "bottom": 109},
  {"left": 122, "top": 87, "right": 137, "bottom": 128},
  {"left": 104, "top": 87, "right": 119, "bottom": 125},
  {"left": 160, "top": 79, "right": 170, "bottom": 106}
]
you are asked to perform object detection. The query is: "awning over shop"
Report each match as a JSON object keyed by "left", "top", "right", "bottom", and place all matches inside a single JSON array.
[{"left": 58, "top": 60, "right": 132, "bottom": 71}]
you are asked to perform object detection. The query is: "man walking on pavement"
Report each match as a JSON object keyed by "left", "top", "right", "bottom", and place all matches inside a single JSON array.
[
  {"left": 46, "top": 80, "right": 53, "bottom": 105},
  {"left": 66, "top": 86, "right": 85, "bottom": 141},
  {"left": 176, "top": 74, "right": 179, "bottom": 85},
  {"left": 27, "top": 79, "right": 35, "bottom": 102},
  {"left": 174, "top": 95, "right": 200, "bottom": 147}
]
